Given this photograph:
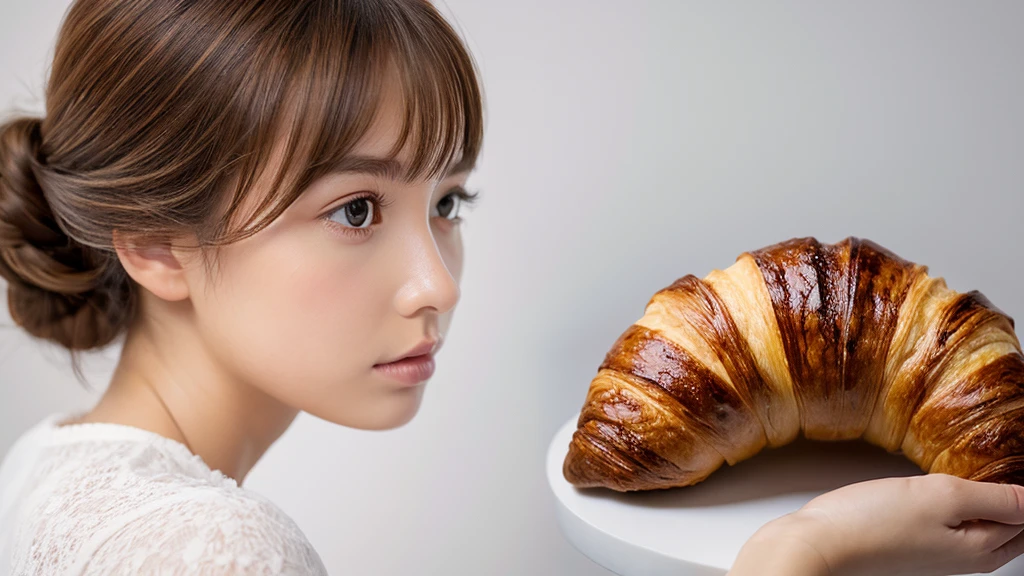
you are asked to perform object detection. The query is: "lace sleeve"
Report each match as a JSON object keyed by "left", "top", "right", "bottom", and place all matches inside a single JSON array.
[{"left": 81, "top": 489, "right": 327, "bottom": 575}]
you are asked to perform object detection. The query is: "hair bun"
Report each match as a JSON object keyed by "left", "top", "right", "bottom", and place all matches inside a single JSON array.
[{"left": 0, "top": 117, "right": 128, "bottom": 350}]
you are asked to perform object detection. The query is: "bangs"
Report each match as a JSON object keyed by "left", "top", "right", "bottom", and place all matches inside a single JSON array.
[{"left": 216, "top": 0, "right": 484, "bottom": 243}]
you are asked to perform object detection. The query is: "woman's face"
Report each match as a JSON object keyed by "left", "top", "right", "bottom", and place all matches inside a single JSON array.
[{"left": 181, "top": 89, "right": 472, "bottom": 430}]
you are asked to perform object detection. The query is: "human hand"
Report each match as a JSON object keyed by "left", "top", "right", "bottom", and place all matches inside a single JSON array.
[{"left": 730, "top": 474, "right": 1024, "bottom": 576}]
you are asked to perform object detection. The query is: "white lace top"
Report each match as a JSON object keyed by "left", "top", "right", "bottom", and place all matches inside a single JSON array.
[{"left": 0, "top": 414, "right": 327, "bottom": 575}]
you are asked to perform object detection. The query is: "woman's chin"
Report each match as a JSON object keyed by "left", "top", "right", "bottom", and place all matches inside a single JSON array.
[
  {"left": 363, "top": 399, "right": 423, "bottom": 431},
  {"left": 310, "top": 387, "right": 426, "bottom": 431}
]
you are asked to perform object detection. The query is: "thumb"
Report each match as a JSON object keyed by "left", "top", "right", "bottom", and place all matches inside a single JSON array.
[{"left": 948, "top": 479, "right": 1024, "bottom": 525}]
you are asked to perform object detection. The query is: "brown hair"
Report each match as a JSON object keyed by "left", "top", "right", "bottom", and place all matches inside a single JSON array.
[{"left": 0, "top": 0, "right": 483, "bottom": 351}]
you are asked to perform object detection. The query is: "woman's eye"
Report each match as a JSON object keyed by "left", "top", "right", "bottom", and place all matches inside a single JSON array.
[
  {"left": 435, "top": 193, "right": 461, "bottom": 220},
  {"left": 331, "top": 197, "right": 375, "bottom": 228}
]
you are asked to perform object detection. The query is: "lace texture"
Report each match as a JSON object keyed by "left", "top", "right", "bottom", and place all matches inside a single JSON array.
[{"left": 0, "top": 415, "right": 327, "bottom": 575}]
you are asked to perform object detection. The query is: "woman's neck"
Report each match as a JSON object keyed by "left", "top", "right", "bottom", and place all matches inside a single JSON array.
[{"left": 70, "top": 314, "right": 299, "bottom": 483}]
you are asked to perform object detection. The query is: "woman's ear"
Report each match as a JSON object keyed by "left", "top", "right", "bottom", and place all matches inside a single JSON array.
[{"left": 112, "top": 230, "right": 192, "bottom": 302}]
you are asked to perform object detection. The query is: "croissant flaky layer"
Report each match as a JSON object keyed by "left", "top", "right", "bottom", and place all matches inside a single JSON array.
[{"left": 563, "top": 237, "right": 1024, "bottom": 492}]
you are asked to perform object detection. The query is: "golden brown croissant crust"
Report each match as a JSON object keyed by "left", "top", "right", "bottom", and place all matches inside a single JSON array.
[{"left": 563, "top": 237, "right": 1024, "bottom": 491}]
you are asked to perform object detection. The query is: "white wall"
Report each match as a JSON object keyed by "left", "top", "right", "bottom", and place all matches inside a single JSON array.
[{"left": 3, "top": 1, "right": 1024, "bottom": 574}]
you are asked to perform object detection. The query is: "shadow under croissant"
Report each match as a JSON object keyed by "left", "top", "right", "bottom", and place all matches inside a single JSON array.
[{"left": 575, "top": 437, "right": 923, "bottom": 508}]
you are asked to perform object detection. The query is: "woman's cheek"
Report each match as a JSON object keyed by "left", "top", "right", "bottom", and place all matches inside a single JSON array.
[
  {"left": 434, "top": 227, "right": 463, "bottom": 336},
  {"left": 203, "top": 235, "right": 378, "bottom": 384},
  {"left": 273, "top": 246, "right": 385, "bottom": 353},
  {"left": 437, "top": 224, "right": 465, "bottom": 284}
]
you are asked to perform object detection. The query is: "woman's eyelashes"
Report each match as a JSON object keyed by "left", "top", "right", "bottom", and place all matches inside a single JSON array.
[
  {"left": 336, "top": 197, "right": 374, "bottom": 228},
  {"left": 325, "top": 192, "right": 388, "bottom": 238},
  {"left": 433, "top": 186, "right": 479, "bottom": 221},
  {"left": 323, "top": 186, "right": 479, "bottom": 238}
]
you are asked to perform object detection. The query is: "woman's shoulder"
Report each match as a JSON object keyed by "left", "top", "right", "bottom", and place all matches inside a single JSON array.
[
  {"left": 7, "top": 413, "right": 242, "bottom": 500},
  {"left": 83, "top": 485, "right": 327, "bottom": 575},
  {"left": 4, "top": 415, "right": 326, "bottom": 575}
]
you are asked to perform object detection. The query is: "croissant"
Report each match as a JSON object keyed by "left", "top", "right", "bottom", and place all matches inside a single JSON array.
[{"left": 563, "top": 236, "right": 1024, "bottom": 492}]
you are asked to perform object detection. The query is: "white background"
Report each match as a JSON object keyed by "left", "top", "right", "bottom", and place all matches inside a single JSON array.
[{"left": 2, "top": 1, "right": 1023, "bottom": 574}]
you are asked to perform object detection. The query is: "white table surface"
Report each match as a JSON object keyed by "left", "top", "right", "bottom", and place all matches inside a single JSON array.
[{"left": 547, "top": 415, "right": 1024, "bottom": 576}]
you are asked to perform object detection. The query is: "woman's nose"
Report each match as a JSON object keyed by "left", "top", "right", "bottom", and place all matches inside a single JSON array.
[{"left": 392, "top": 229, "right": 460, "bottom": 318}]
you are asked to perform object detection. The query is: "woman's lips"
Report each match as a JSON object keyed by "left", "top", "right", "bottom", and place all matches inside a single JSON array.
[{"left": 374, "top": 353, "right": 436, "bottom": 386}]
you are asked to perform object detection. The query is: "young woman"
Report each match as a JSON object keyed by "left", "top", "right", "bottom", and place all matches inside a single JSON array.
[{"left": 0, "top": 1, "right": 1022, "bottom": 575}]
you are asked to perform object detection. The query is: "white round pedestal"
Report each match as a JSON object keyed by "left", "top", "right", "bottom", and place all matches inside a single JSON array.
[{"left": 547, "top": 415, "right": 1024, "bottom": 575}]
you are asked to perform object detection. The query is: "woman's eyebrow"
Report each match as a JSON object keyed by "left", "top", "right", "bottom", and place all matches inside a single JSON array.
[
  {"left": 328, "top": 155, "right": 475, "bottom": 181},
  {"left": 329, "top": 156, "right": 405, "bottom": 180}
]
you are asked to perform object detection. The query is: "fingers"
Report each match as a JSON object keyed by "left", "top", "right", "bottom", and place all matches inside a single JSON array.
[
  {"left": 948, "top": 522, "right": 1024, "bottom": 575},
  {"left": 934, "top": 475, "right": 1024, "bottom": 525},
  {"left": 979, "top": 525, "right": 1024, "bottom": 574},
  {"left": 959, "top": 520, "right": 1024, "bottom": 552}
]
